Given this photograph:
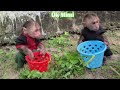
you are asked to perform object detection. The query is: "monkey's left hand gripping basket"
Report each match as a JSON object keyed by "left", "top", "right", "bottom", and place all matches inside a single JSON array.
[{"left": 25, "top": 52, "right": 51, "bottom": 72}]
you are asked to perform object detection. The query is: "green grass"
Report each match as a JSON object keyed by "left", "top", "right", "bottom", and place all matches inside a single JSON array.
[
  {"left": 97, "top": 30, "right": 120, "bottom": 79},
  {"left": 0, "top": 49, "right": 18, "bottom": 79},
  {"left": 47, "top": 32, "right": 71, "bottom": 48},
  {"left": 110, "top": 45, "right": 120, "bottom": 54},
  {"left": 19, "top": 50, "right": 85, "bottom": 79}
]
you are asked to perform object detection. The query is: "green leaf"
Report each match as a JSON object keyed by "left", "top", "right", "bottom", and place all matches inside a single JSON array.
[
  {"left": 68, "top": 64, "right": 73, "bottom": 69},
  {"left": 31, "top": 70, "right": 39, "bottom": 74},
  {"left": 24, "top": 70, "right": 30, "bottom": 76},
  {"left": 65, "top": 62, "right": 70, "bottom": 67},
  {"left": 53, "top": 54, "right": 59, "bottom": 60},
  {"left": 19, "top": 69, "right": 30, "bottom": 79},
  {"left": 63, "top": 52, "right": 68, "bottom": 57},
  {"left": 0, "top": 49, "right": 3, "bottom": 54},
  {"left": 57, "top": 49, "right": 61, "bottom": 53},
  {"left": 32, "top": 72, "right": 41, "bottom": 78},
  {"left": 70, "top": 59, "right": 79, "bottom": 64},
  {"left": 61, "top": 63, "right": 66, "bottom": 68},
  {"left": 64, "top": 31, "right": 69, "bottom": 36},
  {"left": 63, "top": 72, "right": 71, "bottom": 78},
  {"left": 27, "top": 70, "right": 40, "bottom": 78},
  {"left": 56, "top": 60, "right": 62, "bottom": 65}
]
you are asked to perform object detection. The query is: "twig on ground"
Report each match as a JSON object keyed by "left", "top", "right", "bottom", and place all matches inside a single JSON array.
[{"left": 109, "top": 66, "right": 120, "bottom": 76}]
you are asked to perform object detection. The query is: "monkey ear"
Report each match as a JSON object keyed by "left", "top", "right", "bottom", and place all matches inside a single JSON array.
[
  {"left": 82, "top": 22, "right": 86, "bottom": 27},
  {"left": 22, "top": 27, "right": 27, "bottom": 33}
]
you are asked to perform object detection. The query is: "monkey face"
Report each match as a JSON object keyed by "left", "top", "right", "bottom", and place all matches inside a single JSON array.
[
  {"left": 27, "top": 23, "right": 41, "bottom": 38},
  {"left": 84, "top": 17, "right": 100, "bottom": 31}
]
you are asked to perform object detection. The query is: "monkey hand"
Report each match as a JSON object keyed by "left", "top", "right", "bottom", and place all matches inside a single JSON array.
[
  {"left": 78, "top": 40, "right": 83, "bottom": 45},
  {"left": 28, "top": 49, "right": 34, "bottom": 60},
  {"left": 40, "top": 48, "right": 46, "bottom": 55},
  {"left": 18, "top": 46, "right": 34, "bottom": 60},
  {"left": 37, "top": 47, "right": 46, "bottom": 55},
  {"left": 103, "top": 41, "right": 109, "bottom": 48}
]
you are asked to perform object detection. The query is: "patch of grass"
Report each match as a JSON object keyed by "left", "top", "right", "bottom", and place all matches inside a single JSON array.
[
  {"left": 90, "top": 68, "right": 97, "bottom": 72},
  {"left": 110, "top": 45, "right": 120, "bottom": 54},
  {"left": 109, "top": 61, "right": 120, "bottom": 76},
  {"left": 106, "top": 31, "right": 118, "bottom": 38},
  {"left": 106, "top": 31, "right": 120, "bottom": 54},
  {"left": 100, "top": 60, "right": 120, "bottom": 79},
  {"left": 47, "top": 32, "right": 71, "bottom": 48},
  {"left": 0, "top": 49, "right": 18, "bottom": 79},
  {"left": 19, "top": 51, "right": 86, "bottom": 79},
  {"left": 19, "top": 69, "right": 42, "bottom": 79}
]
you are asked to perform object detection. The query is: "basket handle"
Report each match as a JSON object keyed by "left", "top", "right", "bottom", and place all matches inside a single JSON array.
[{"left": 83, "top": 55, "right": 95, "bottom": 67}]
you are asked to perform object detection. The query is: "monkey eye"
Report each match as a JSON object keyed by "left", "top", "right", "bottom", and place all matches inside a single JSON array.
[
  {"left": 92, "top": 22, "right": 96, "bottom": 24},
  {"left": 35, "top": 29, "right": 40, "bottom": 32},
  {"left": 92, "top": 21, "right": 99, "bottom": 24}
]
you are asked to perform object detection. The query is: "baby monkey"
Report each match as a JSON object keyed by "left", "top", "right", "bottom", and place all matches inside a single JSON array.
[
  {"left": 15, "top": 20, "right": 46, "bottom": 68},
  {"left": 78, "top": 13, "right": 113, "bottom": 64}
]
